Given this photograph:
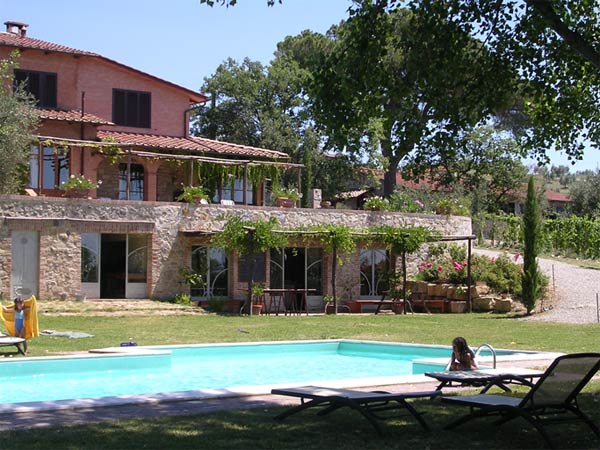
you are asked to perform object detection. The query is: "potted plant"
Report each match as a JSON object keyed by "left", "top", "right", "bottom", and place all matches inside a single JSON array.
[
  {"left": 362, "top": 196, "right": 390, "bottom": 211},
  {"left": 323, "top": 295, "right": 335, "bottom": 314},
  {"left": 60, "top": 174, "right": 101, "bottom": 198},
  {"left": 250, "top": 283, "right": 265, "bottom": 315},
  {"left": 177, "top": 185, "right": 209, "bottom": 205},
  {"left": 271, "top": 185, "right": 301, "bottom": 208}
]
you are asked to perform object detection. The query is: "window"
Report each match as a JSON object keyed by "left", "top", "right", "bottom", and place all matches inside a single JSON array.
[
  {"left": 238, "top": 252, "right": 266, "bottom": 283},
  {"left": 127, "top": 235, "right": 148, "bottom": 283},
  {"left": 112, "top": 89, "right": 151, "bottom": 128},
  {"left": 14, "top": 69, "right": 57, "bottom": 108},
  {"left": 360, "top": 249, "right": 390, "bottom": 297},
  {"left": 217, "top": 177, "right": 253, "bottom": 204},
  {"left": 191, "top": 246, "right": 228, "bottom": 298},
  {"left": 119, "top": 163, "right": 144, "bottom": 200},
  {"left": 81, "top": 234, "right": 100, "bottom": 283},
  {"left": 29, "top": 144, "right": 70, "bottom": 191}
]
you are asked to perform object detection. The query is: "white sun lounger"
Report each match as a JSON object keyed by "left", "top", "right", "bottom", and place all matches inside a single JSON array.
[{"left": 0, "top": 334, "right": 26, "bottom": 355}]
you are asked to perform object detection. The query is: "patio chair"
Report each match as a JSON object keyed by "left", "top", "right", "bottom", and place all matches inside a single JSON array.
[
  {"left": 271, "top": 386, "right": 440, "bottom": 435},
  {"left": 441, "top": 353, "right": 600, "bottom": 448}
]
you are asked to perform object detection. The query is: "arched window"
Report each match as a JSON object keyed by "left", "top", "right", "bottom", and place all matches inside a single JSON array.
[
  {"left": 119, "top": 163, "right": 144, "bottom": 200},
  {"left": 360, "top": 249, "right": 390, "bottom": 297},
  {"left": 191, "top": 246, "right": 228, "bottom": 298}
]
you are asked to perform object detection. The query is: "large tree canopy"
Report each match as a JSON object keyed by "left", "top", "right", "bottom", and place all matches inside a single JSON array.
[
  {"left": 403, "top": 0, "right": 600, "bottom": 164},
  {"left": 311, "top": 5, "right": 515, "bottom": 196},
  {"left": 201, "top": 0, "right": 600, "bottom": 172}
]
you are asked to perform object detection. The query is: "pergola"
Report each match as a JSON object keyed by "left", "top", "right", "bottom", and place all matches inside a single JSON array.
[
  {"left": 34, "top": 135, "right": 305, "bottom": 204},
  {"left": 237, "top": 226, "right": 477, "bottom": 315}
]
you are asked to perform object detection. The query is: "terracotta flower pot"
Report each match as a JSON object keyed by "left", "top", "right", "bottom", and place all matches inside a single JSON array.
[
  {"left": 65, "top": 188, "right": 90, "bottom": 198},
  {"left": 276, "top": 197, "right": 295, "bottom": 208}
]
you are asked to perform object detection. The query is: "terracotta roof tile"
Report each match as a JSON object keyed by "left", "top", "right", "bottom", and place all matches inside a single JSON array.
[
  {"left": 97, "top": 131, "right": 289, "bottom": 160},
  {"left": 190, "top": 136, "right": 289, "bottom": 159},
  {"left": 545, "top": 191, "right": 571, "bottom": 202},
  {"left": 37, "top": 108, "right": 113, "bottom": 125},
  {"left": 0, "top": 31, "right": 97, "bottom": 56}
]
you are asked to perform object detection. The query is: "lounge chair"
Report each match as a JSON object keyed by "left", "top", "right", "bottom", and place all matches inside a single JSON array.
[
  {"left": 441, "top": 353, "right": 600, "bottom": 448},
  {"left": 271, "top": 386, "right": 440, "bottom": 435},
  {"left": 425, "top": 367, "right": 545, "bottom": 392},
  {"left": 0, "top": 333, "right": 25, "bottom": 355}
]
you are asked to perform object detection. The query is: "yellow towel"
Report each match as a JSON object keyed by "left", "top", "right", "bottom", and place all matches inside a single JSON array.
[{"left": 0, "top": 295, "right": 39, "bottom": 339}]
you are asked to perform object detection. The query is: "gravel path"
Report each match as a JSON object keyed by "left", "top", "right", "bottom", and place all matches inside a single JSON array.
[{"left": 474, "top": 249, "right": 600, "bottom": 324}]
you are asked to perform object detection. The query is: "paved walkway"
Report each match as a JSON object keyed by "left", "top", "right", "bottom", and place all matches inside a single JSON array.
[{"left": 0, "top": 381, "right": 443, "bottom": 431}]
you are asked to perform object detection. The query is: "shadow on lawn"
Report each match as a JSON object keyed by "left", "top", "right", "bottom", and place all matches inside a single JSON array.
[{"left": 2, "top": 392, "right": 598, "bottom": 450}]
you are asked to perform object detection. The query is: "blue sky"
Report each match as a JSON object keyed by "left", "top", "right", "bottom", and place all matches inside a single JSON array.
[{"left": 3, "top": 0, "right": 599, "bottom": 172}]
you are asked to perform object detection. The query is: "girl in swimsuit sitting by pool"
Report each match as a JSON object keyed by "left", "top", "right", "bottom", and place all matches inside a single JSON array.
[{"left": 449, "top": 336, "right": 478, "bottom": 371}]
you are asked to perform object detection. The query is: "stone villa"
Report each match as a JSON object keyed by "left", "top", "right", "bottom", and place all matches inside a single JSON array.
[{"left": 0, "top": 21, "right": 470, "bottom": 311}]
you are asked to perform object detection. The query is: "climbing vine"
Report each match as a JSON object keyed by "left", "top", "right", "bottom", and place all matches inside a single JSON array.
[
  {"left": 211, "top": 216, "right": 288, "bottom": 255},
  {"left": 298, "top": 225, "right": 357, "bottom": 263},
  {"left": 372, "top": 225, "right": 438, "bottom": 255},
  {"left": 247, "top": 164, "right": 280, "bottom": 189}
]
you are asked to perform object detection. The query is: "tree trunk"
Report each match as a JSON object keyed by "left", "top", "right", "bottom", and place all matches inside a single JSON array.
[
  {"left": 380, "top": 138, "right": 400, "bottom": 198},
  {"left": 383, "top": 169, "right": 396, "bottom": 198}
]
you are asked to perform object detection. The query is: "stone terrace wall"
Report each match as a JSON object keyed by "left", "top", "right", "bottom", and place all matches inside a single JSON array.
[{"left": 0, "top": 196, "right": 471, "bottom": 300}]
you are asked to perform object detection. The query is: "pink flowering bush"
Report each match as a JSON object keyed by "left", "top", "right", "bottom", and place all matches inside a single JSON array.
[{"left": 413, "top": 243, "right": 548, "bottom": 300}]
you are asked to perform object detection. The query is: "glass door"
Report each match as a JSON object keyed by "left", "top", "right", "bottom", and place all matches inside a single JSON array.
[{"left": 81, "top": 233, "right": 100, "bottom": 298}]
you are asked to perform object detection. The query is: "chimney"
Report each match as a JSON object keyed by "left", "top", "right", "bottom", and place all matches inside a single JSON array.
[{"left": 4, "top": 21, "right": 28, "bottom": 37}]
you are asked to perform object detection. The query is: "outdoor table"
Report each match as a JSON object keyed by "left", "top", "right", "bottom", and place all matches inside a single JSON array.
[
  {"left": 264, "top": 289, "right": 317, "bottom": 315},
  {"left": 424, "top": 368, "right": 544, "bottom": 393}
]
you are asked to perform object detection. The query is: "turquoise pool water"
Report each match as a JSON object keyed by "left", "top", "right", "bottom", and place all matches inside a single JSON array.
[{"left": 0, "top": 340, "right": 532, "bottom": 406}]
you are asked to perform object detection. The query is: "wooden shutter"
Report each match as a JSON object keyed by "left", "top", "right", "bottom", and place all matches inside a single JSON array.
[{"left": 113, "top": 89, "right": 126, "bottom": 125}]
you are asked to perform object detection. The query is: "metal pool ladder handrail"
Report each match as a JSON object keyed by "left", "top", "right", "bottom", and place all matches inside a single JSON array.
[{"left": 475, "top": 343, "right": 497, "bottom": 368}]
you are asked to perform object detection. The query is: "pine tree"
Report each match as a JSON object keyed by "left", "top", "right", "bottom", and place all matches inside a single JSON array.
[{"left": 521, "top": 176, "right": 541, "bottom": 313}]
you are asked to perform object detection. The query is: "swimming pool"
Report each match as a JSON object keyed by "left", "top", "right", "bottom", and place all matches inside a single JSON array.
[{"left": 0, "top": 340, "right": 560, "bottom": 413}]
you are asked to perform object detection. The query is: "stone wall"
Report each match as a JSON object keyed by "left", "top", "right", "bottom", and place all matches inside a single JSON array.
[{"left": 0, "top": 196, "right": 471, "bottom": 300}]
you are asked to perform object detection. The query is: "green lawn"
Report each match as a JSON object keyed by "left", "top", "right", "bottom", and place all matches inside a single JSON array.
[{"left": 2, "top": 308, "right": 600, "bottom": 449}]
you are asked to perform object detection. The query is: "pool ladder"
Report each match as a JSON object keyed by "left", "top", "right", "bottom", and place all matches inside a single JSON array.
[{"left": 475, "top": 343, "right": 497, "bottom": 368}]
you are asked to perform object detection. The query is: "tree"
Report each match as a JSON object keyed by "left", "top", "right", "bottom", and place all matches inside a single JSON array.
[
  {"left": 192, "top": 33, "right": 365, "bottom": 202},
  {"left": 192, "top": 57, "right": 310, "bottom": 198},
  {"left": 201, "top": 0, "right": 600, "bottom": 167},
  {"left": 405, "top": 125, "right": 528, "bottom": 214},
  {"left": 568, "top": 171, "right": 600, "bottom": 217},
  {"left": 402, "top": 0, "right": 600, "bottom": 164},
  {"left": 310, "top": 6, "right": 515, "bottom": 197},
  {"left": 0, "top": 51, "right": 39, "bottom": 194},
  {"left": 521, "top": 176, "right": 542, "bottom": 314},
  {"left": 193, "top": 57, "right": 302, "bottom": 155}
]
